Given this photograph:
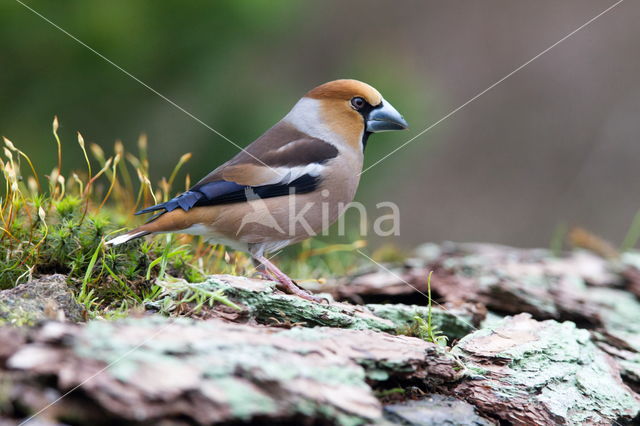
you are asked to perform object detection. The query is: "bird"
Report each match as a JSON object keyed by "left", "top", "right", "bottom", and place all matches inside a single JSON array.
[{"left": 107, "top": 79, "right": 408, "bottom": 302}]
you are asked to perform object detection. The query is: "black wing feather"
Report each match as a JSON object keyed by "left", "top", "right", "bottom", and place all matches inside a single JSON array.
[{"left": 134, "top": 175, "right": 319, "bottom": 216}]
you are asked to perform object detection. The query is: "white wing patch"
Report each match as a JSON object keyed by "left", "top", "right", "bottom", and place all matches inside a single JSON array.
[{"left": 275, "top": 163, "right": 325, "bottom": 184}]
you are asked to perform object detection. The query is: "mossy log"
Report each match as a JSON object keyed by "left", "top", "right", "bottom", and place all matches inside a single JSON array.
[
  {"left": 148, "top": 275, "right": 481, "bottom": 340},
  {"left": 1, "top": 317, "right": 460, "bottom": 425},
  {"left": 2, "top": 313, "right": 638, "bottom": 425},
  {"left": 452, "top": 313, "right": 640, "bottom": 425},
  {"left": 2, "top": 243, "right": 640, "bottom": 424},
  {"left": 342, "top": 242, "right": 640, "bottom": 392}
]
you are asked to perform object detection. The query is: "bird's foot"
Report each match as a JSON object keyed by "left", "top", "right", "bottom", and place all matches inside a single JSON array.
[
  {"left": 252, "top": 270, "right": 272, "bottom": 281},
  {"left": 254, "top": 254, "right": 325, "bottom": 303},
  {"left": 274, "top": 277, "right": 326, "bottom": 303}
]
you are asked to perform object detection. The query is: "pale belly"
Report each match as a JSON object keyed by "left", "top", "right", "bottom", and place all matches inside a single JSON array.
[{"left": 215, "top": 186, "right": 356, "bottom": 244}]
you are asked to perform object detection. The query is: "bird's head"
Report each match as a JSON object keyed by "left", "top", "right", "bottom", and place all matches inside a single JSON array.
[{"left": 285, "top": 79, "right": 408, "bottom": 151}]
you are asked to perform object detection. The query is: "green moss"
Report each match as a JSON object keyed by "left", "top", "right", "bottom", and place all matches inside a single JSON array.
[
  {"left": 0, "top": 195, "right": 198, "bottom": 301},
  {"left": 374, "top": 387, "right": 405, "bottom": 398},
  {"left": 155, "top": 276, "right": 397, "bottom": 332},
  {"left": 0, "top": 129, "right": 254, "bottom": 315},
  {"left": 0, "top": 305, "right": 38, "bottom": 326},
  {"left": 367, "top": 303, "right": 475, "bottom": 341}
]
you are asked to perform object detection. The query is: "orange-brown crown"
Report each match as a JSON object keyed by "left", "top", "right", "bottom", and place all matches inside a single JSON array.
[{"left": 305, "top": 79, "right": 383, "bottom": 106}]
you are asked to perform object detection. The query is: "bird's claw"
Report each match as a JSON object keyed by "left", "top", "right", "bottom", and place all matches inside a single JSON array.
[{"left": 275, "top": 278, "right": 325, "bottom": 304}]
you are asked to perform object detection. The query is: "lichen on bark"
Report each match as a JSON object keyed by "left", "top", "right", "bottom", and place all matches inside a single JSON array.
[
  {"left": 2, "top": 317, "right": 458, "bottom": 425},
  {"left": 3, "top": 242, "right": 640, "bottom": 425},
  {"left": 451, "top": 313, "right": 640, "bottom": 425}
]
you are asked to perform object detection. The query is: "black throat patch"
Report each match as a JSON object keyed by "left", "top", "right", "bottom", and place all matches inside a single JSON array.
[{"left": 357, "top": 102, "right": 378, "bottom": 152}]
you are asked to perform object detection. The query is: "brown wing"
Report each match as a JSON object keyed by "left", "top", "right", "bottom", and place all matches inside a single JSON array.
[
  {"left": 195, "top": 121, "right": 338, "bottom": 186},
  {"left": 135, "top": 121, "right": 338, "bottom": 216}
]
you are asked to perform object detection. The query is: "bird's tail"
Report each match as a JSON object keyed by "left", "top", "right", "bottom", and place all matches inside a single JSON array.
[
  {"left": 105, "top": 228, "right": 151, "bottom": 246},
  {"left": 105, "top": 208, "right": 195, "bottom": 246}
]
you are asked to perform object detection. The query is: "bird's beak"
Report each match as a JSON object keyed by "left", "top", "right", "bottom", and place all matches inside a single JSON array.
[{"left": 366, "top": 99, "right": 409, "bottom": 132}]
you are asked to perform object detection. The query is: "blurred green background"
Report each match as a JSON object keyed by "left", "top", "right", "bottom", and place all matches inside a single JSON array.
[{"left": 2, "top": 1, "right": 640, "bottom": 249}]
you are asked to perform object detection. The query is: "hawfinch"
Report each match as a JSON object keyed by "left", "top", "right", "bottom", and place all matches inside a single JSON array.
[{"left": 108, "top": 79, "right": 408, "bottom": 302}]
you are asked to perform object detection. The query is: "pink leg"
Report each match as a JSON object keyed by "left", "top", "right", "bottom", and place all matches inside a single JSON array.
[
  {"left": 251, "top": 258, "right": 270, "bottom": 280},
  {"left": 255, "top": 255, "right": 323, "bottom": 303}
]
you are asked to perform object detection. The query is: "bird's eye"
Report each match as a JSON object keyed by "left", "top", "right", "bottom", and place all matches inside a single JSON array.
[{"left": 351, "top": 97, "right": 366, "bottom": 110}]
